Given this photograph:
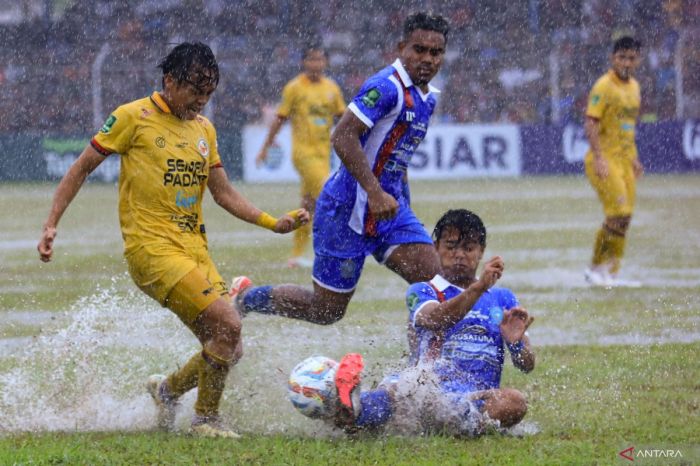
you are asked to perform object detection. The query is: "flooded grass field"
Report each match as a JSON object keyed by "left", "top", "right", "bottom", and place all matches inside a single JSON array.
[{"left": 0, "top": 175, "right": 698, "bottom": 463}]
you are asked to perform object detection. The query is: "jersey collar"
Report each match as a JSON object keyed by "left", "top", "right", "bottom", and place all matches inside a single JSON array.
[
  {"left": 392, "top": 59, "right": 441, "bottom": 99},
  {"left": 430, "top": 274, "right": 490, "bottom": 294},
  {"left": 150, "top": 92, "right": 172, "bottom": 114}
]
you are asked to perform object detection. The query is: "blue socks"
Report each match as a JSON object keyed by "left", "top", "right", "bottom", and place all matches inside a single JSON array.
[
  {"left": 241, "top": 286, "right": 274, "bottom": 314},
  {"left": 355, "top": 389, "right": 393, "bottom": 428}
]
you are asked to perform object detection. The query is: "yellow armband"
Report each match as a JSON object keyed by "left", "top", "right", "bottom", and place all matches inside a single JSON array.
[{"left": 255, "top": 212, "right": 278, "bottom": 230}]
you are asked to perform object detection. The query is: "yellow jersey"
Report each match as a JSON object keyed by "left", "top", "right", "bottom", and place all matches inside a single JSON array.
[
  {"left": 92, "top": 92, "right": 221, "bottom": 256},
  {"left": 277, "top": 73, "right": 345, "bottom": 157},
  {"left": 586, "top": 70, "right": 641, "bottom": 160}
]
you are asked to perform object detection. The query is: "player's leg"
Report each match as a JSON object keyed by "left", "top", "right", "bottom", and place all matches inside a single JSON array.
[
  {"left": 289, "top": 156, "right": 329, "bottom": 268},
  {"left": 469, "top": 388, "right": 528, "bottom": 428},
  {"left": 585, "top": 156, "right": 631, "bottom": 284},
  {"left": 236, "top": 193, "right": 367, "bottom": 324},
  {"left": 377, "top": 207, "right": 442, "bottom": 283}
]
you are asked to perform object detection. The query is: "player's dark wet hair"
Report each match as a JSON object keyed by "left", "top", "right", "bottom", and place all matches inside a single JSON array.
[
  {"left": 158, "top": 42, "right": 219, "bottom": 89},
  {"left": 432, "top": 209, "right": 486, "bottom": 247},
  {"left": 302, "top": 43, "right": 327, "bottom": 60},
  {"left": 613, "top": 36, "right": 641, "bottom": 53},
  {"left": 403, "top": 11, "right": 449, "bottom": 43}
]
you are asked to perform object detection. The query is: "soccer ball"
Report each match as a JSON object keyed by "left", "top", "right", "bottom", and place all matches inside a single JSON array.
[{"left": 287, "top": 356, "right": 338, "bottom": 419}]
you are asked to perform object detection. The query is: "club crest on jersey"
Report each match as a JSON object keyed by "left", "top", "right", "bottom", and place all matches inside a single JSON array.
[{"left": 197, "top": 138, "right": 209, "bottom": 157}]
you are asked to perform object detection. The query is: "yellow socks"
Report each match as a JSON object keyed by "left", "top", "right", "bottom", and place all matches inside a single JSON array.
[
  {"left": 165, "top": 352, "right": 206, "bottom": 399},
  {"left": 291, "top": 221, "right": 311, "bottom": 259},
  {"left": 194, "top": 350, "right": 231, "bottom": 418}
]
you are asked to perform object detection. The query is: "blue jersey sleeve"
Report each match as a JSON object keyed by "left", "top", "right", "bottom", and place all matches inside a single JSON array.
[
  {"left": 349, "top": 76, "right": 398, "bottom": 128},
  {"left": 406, "top": 282, "right": 439, "bottom": 328},
  {"left": 497, "top": 288, "right": 519, "bottom": 310}
]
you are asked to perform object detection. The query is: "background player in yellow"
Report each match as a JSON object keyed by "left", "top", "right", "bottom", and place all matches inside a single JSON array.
[
  {"left": 583, "top": 36, "right": 644, "bottom": 287},
  {"left": 37, "top": 42, "right": 309, "bottom": 438},
  {"left": 256, "top": 45, "right": 346, "bottom": 268}
]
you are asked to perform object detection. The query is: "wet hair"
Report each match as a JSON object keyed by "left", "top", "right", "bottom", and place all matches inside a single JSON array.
[
  {"left": 432, "top": 209, "right": 486, "bottom": 247},
  {"left": 302, "top": 43, "right": 327, "bottom": 60},
  {"left": 158, "top": 42, "right": 219, "bottom": 89},
  {"left": 403, "top": 11, "right": 450, "bottom": 43},
  {"left": 613, "top": 36, "right": 641, "bottom": 53}
]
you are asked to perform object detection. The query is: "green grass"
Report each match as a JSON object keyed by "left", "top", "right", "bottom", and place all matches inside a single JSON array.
[{"left": 1, "top": 176, "right": 699, "bottom": 465}]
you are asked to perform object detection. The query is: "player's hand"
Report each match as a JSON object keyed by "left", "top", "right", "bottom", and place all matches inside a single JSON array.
[
  {"left": 273, "top": 208, "right": 310, "bottom": 233},
  {"left": 38, "top": 226, "right": 57, "bottom": 262},
  {"left": 476, "top": 256, "right": 504, "bottom": 291},
  {"left": 594, "top": 156, "right": 609, "bottom": 179},
  {"left": 255, "top": 148, "right": 268, "bottom": 167},
  {"left": 632, "top": 158, "right": 644, "bottom": 179},
  {"left": 500, "top": 306, "right": 534, "bottom": 344},
  {"left": 367, "top": 189, "right": 398, "bottom": 221}
]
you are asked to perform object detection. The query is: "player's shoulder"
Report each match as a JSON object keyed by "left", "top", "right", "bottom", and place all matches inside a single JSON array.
[
  {"left": 487, "top": 286, "right": 517, "bottom": 304},
  {"left": 194, "top": 114, "right": 216, "bottom": 134},
  {"left": 591, "top": 72, "right": 613, "bottom": 91},
  {"left": 114, "top": 95, "right": 154, "bottom": 117},
  {"left": 284, "top": 74, "right": 306, "bottom": 89}
]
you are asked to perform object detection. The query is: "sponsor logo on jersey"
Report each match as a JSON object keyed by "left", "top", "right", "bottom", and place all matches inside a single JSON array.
[
  {"left": 155, "top": 136, "right": 166, "bottom": 148},
  {"left": 361, "top": 88, "right": 381, "bottom": 108},
  {"left": 590, "top": 94, "right": 601, "bottom": 105},
  {"left": 100, "top": 115, "right": 117, "bottom": 133},
  {"left": 164, "top": 159, "right": 207, "bottom": 187}
]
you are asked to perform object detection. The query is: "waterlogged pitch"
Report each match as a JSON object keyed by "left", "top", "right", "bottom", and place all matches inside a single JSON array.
[{"left": 0, "top": 176, "right": 698, "bottom": 464}]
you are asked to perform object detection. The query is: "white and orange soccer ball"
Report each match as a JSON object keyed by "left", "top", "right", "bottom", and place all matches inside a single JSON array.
[{"left": 287, "top": 356, "right": 338, "bottom": 419}]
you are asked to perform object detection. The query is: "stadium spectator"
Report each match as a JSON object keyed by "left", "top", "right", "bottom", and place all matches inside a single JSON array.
[
  {"left": 255, "top": 44, "right": 346, "bottom": 269},
  {"left": 36, "top": 41, "right": 309, "bottom": 438}
]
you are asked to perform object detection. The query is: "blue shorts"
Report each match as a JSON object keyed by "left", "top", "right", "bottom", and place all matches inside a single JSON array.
[{"left": 312, "top": 194, "right": 432, "bottom": 292}]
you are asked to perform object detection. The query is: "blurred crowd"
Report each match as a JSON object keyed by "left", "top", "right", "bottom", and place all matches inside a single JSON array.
[{"left": 1, "top": 0, "right": 699, "bottom": 134}]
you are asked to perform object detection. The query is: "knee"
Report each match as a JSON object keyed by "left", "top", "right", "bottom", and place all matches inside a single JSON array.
[
  {"left": 499, "top": 389, "right": 527, "bottom": 427},
  {"left": 211, "top": 309, "right": 242, "bottom": 348}
]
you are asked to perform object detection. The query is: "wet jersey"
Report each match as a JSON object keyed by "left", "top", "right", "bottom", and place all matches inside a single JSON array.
[
  {"left": 322, "top": 59, "right": 439, "bottom": 235},
  {"left": 91, "top": 92, "right": 221, "bottom": 255},
  {"left": 406, "top": 275, "right": 519, "bottom": 392},
  {"left": 586, "top": 70, "right": 641, "bottom": 161},
  {"left": 277, "top": 73, "right": 345, "bottom": 158}
]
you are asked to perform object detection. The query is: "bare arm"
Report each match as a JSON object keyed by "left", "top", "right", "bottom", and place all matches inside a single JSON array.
[
  {"left": 415, "top": 256, "right": 504, "bottom": 330},
  {"left": 38, "top": 144, "right": 106, "bottom": 262},
  {"left": 500, "top": 307, "right": 536, "bottom": 373},
  {"left": 584, "top": 116, "right": 608, "bottom": 179},
  {"left": 331, "top": 111, "right": 397, "bottom": 220},
  {"left": 207, "top": 166, "right": 308, "bottom": 233},
  {"left": 256, "top": 115, "right": 288, "bottom": 166}
]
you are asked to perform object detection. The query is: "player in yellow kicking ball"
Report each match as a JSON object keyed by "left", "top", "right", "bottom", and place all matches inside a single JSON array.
[
  {"left": 584, "top": 36, "right": 643, "bottom": 288},
  {"left": 256, "top": 44, "right": 346, "bottom": 268},
  {"left": 37, "top": 42, "right": 309, "bottom": 438}
]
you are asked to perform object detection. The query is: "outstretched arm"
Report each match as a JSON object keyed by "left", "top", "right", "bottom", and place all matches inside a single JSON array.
[
  {"left": 207, "top": 166, "right": 309, "bottom": 233},
  {"left": 38, "top": 144, "right": 105, "bottom": 262},
  {"left": 500, "top": 306, "right": 535, "bottom": 372},
  {"left": 415, "top": 256, "right": 504, "bottom": 330},
  {"left": 332, "top": 111, "right": 397, "bottom": 221},
  {"left": 256, "top": 115, "right": 288, "bottom": 167}
]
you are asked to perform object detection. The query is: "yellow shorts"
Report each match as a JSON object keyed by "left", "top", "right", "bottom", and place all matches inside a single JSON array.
[
  {"left": 292, "top": 152, "right": 330, "bottom": 198},
  {"left": 126, "top": 244, "right": 228, "bottom": 326},
  {"left": 584, "top": 152, "right": 637, "bottom": 217}
]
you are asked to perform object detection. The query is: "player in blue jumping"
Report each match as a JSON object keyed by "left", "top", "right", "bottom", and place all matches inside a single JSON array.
[
  {"left": 331, "top": 209, "right": 536, "bottom": 435},
  {"left": 230, "top": 12, "right": 450, "bottom": 325}
]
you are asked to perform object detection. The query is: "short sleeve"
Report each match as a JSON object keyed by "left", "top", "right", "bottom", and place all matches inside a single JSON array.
[
  {"left": 200, "top": 116, "right": 221, "bottom": 168},
  {"left": 92, "top": 105, "right": 136, "bottom": 155},
  {"left": 277, "top": 81, "right": 296, "bottom": 118},
  {"left": 348, "top": 77, "right": 398, "bottom": 129},
  {"left": 498, "top": 289, "right": 519, "bottom": 310},
  {"left": 406, "top": 282, "right": 439, "bottom": 328},
  {"left": 586, "top": 79, "right": 608, "bottom": 120}
]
